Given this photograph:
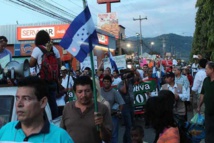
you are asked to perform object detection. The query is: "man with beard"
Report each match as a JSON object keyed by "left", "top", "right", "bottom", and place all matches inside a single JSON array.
[{"left": 60, "top": 76, "right": 112, "bottom": 143}]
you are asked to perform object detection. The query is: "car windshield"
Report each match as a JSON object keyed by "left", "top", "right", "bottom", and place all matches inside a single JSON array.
[{"left": 0, "top": 96, "right": 14, "bottom": 128}]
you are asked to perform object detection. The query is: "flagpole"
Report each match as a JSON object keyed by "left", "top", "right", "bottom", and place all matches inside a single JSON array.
[{"left": 82, "top": 0, "right": 98, "bottom": 113}]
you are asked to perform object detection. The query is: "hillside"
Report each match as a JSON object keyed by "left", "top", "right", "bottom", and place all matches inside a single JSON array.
[{"left": 125, "top": 33, "right": 193, "bottom": 61}]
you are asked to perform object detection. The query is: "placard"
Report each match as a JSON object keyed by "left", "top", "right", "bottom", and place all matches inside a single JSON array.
[
  {"left": 80, "top": 56, "right": 97, "bottom": 71},
  {"left": 104, "top": 55, "right": 126, "bottom": 72}
]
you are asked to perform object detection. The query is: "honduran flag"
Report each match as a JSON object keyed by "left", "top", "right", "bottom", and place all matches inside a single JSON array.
[
  {"left": 152, "top": 62, "right": 157, "bottom": 78},
  {"left": 108, "top": 47, "right": 118, "bottom": 71},
  {"left": 60, "top": 6, "right": 98, "bottom": 62},
  {"left": 160, "top": 61, "right": 165, "bottom": 77}
]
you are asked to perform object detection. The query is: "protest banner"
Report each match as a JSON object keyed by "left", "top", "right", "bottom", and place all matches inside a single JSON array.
[
  {"left": 133, "top": 80, "right": 157, "bottom": 114},
  {"left": 80, "top": 56, "right": 97, "bottom": 71},
  {"left": 103, "top": 55, "right": 126, "bottom": 72}
]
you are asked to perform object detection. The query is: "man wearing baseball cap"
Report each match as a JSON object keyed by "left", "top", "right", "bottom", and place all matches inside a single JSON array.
[
  {"left": 161, "top": 72, "right": 190, "bottom": 120},
  {"left": 60, "top": 66, "right": 74, "bottom": 100}
]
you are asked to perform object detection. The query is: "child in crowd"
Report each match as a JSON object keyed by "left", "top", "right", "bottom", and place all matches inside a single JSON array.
[{"left": 131, "top": 125, "right": 148, "bottom": 143}]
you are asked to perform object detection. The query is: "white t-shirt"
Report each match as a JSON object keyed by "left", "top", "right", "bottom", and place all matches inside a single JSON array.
[
  {"left": 31, "top": 46, "right": 60, "bottom": 72},
  {"left": 61, "top": 74, "right": 74, "bottom": 89},
  {"left": 56, "top": 95, "right": 66, "bottom": 106},
  {"left": 192, "top": 63, "right": 198, "bottom": 73},
  {"left": 192, "top": 69, "right": 206, "bottom": 93},
  {"left": 112, "top": 77, "right": 122, "bottom": 86},
  {"left": 57, "top": 75, "right": 74, "bottom": 106},
  {"left": 137, "top": 69, "right": 144, "bottom": 79}
]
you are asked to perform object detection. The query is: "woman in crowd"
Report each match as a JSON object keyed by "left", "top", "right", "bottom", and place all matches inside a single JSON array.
[{"left": 145, "top": 90, "right": 180, "bottom": 143}]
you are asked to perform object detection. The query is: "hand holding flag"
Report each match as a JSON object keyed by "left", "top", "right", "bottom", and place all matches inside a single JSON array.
[{"left": 108, "top": 48, "right": 118, "bottom": 71}]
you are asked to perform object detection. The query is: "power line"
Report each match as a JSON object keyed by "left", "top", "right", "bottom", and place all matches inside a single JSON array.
[
  {"left": 36, "top": 0, "right": 76, "bottom": 19},
  {"left": 8, "top": 0, "right": 72, "bottom": 23}
]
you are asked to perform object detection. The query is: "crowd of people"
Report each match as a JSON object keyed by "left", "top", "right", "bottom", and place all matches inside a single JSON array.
[{"left": 0, "top": 30, "right": 214, "bottom": 143}]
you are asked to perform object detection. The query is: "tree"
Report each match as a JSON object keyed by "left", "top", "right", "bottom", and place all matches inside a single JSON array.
[{"left": 192, "top": 0, "right": 214, "bottom": 60}]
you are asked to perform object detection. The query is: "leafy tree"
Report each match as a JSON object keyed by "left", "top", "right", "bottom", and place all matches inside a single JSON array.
[{"left": 192, "top": 0, "right": 214, "bottom": 61}]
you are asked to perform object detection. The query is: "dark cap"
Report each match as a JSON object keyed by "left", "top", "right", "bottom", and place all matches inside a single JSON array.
[{"left": 165, "top": 72, "right": 175, "bottom": 78}]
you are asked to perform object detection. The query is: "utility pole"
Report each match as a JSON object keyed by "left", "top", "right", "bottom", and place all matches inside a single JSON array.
[
  {"left": 136, "top": 33, "right": 140, "bottom": 58},
  {"left": 133, "top": 15, "right": 147, "bottom": 56},
  {"left": 160, "top": 37, "right": 166, "bottom": 59}
]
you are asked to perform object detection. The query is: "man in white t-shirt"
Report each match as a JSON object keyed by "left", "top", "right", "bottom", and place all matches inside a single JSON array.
[
  {"left": 112, "top": 70, "right": 122, "bottom": 86},
  {"left": 60, "top": 66, "right": 74, "bottom": 94},
  {"left": 29, "top": 30, "right": 61, "bottom": 119},
  {"left": 191, "top": 58, "right": 199, "bottom": 77},
  {"left": 191, "top": 59, "right": 207, "bottom": 115},
  {"left": 56, "top": 66, "right": 74, "bottom": 115}
]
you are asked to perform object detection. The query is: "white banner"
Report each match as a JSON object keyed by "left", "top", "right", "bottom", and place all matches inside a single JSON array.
[
  {"left": 104, "top": 55, "right": 126, "bottom": 73},
  {"left": 80, "top": 56, "right": 97, "bottom": 71}
]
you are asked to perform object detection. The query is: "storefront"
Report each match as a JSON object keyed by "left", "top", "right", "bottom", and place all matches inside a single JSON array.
[{"left": 0, "top": 22, "right": 116, "bottom": 70}]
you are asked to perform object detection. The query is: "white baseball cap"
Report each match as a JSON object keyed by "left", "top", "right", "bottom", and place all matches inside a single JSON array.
[{"left": 60, "top": 66, "right": 67, "bottom": 71}]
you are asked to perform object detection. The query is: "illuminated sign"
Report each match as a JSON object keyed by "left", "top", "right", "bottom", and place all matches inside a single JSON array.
[
  {"left": 17, "top": 24, "right": 69, "bottom": 41},
  {"left": 98, "top": 33, "right": 109, "bottom": 45},
  {"left": 97, "top": 0, "right": 120, "bottom": 4}
]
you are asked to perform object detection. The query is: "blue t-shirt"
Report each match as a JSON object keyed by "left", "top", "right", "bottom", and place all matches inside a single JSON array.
[
  {"left": 0, "top": 48, "right": 12, "bottom": 60},
  {"left": 0, "top": 121, "right": 74, "bottom": 143}
]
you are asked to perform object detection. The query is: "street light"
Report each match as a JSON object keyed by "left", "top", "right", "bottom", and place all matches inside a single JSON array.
[
  {"left": 127, "top": 43, "right": 131, "bottom": 48},
  {"left": 150, "top": 42, "right": 154, "bottom": 48}
]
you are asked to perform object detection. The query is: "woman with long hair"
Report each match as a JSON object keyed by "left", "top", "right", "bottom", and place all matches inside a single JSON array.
[{"left": 145, "top": 90, "right": 180, "bottom": 143}]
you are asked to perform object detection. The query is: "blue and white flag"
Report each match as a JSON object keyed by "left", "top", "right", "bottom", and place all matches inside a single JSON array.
[
  {"left": 160, "top": 61, "right": 165, "bottom": 77},
  {"left": 60, "top": 6, "right": 98, "bottom": 62},
  {"left": 108, "top": 48, "right": 118, "bottom": 71},
  {"left": 152, "top": 62, "right": 157, "bottom": 78}
]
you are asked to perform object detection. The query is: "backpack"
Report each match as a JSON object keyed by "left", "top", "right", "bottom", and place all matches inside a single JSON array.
[
  {"left": 174, "top": 114, "right": 192, "bottom": 143},
  {"left": 38, "top": 46, "right": 59, "bottom": 82}
]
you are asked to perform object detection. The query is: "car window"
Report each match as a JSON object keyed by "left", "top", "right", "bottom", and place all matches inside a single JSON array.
[{"left": 0, "top": 96, "right": 14, "bottom": 128}]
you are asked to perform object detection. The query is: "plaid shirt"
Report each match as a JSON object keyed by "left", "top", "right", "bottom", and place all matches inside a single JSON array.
[{"left": 175, "top": 74, "right": 190, "bottom": 90}]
